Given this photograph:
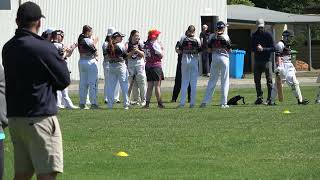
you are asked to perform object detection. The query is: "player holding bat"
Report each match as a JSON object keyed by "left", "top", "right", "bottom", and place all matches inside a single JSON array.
[{"left": 268, "top": 30, "right": 309, "bottom": 105}]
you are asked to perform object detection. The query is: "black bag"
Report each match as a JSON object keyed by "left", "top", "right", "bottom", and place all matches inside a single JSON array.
[{"left": 227, "top": 95, "right": 245, "bottom": 105}]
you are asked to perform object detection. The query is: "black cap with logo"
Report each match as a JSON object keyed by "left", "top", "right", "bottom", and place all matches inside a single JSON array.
[
  {"left": 112, "top": 32, "right": 125, "bottom": 38},
  {"left": 16, "top": 1, "right": 45, "bottom": 23}
]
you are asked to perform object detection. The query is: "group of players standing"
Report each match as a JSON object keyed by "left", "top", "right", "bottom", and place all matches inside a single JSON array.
[{"left": 42, "top": 19, "right": 320, "bottom": 110}]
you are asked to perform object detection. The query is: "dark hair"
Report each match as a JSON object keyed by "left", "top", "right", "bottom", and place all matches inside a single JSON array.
[
  {"left": 82, "top": 25, "right": 92, "bottom": 34},
  {"left": 187, "top": 25, "right": 196, "bottom": 33},
  {"left": 52, "top": 30, "right": 64, "bottom": 39},
  {"left": 186, "top": 25, "right": 196, "bottom": 37},
  {"left": 107, "top": 37, "right": 116, "bottom": 57},
  {"left": 129, "top": 30, "right": 139, "bottom": 43},
  {"left": 41, "top": 31, "right": 48, "bottom": 38},
  {"left": 105, "top": 35, "right": 111, "bottom": 42}
]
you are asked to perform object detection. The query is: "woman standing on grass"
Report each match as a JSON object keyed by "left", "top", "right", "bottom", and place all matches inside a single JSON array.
[
  {"left": 176, "top": 25, "right": 201, "bottom": 108},
  {"left": 200, "top": 21, "right": 232, "bottom": 108},
  {"left": 102, "top": 27, "right": 121, "bottom": 105},
  {"left": 126, "top": 30, "right": 147, "bottom": 106},
  {"left": 143, "top": 28, "right": 165, "bottom": 109},
  {"left": 78, "top": 25, "right": 99, "bottom": 109},
  {"left": 105, "top": 31, "right": 130, "bottom": 109}
]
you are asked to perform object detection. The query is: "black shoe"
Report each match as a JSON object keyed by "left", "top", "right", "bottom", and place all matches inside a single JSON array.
[
  {"left": 255, "top": 98, "right": 264, "bottom": 105},
  {"left": 298, "top": 99, "right": 309, "bottom": 105},
  {"left": 116, "top": 100, "right": 121, "bottom": 104},
  {"left": 158, "top": 102, "right": 165, "bottom": 109},
  {"left": 104, "top": 100, "right": 108, "bottom": 104},
  {"left": 266, "top": 100, "right": 276, "bottom": 106},
  {"left": 170, "top": 99, "right": 176, "bottom": 103}
]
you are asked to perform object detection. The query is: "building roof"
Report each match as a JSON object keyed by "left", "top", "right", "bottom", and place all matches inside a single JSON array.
[{"left": 228, "top": 5, "right": 320, "bottom": 24}]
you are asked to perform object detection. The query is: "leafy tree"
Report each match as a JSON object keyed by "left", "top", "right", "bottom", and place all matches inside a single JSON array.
[{"left": 227, "top": 0, "right": 254, "bottom": 6}]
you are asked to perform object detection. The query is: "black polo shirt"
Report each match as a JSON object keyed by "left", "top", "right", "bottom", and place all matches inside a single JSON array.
[{"left": 2, "top": 28, "right": 70, "bottom": 117}]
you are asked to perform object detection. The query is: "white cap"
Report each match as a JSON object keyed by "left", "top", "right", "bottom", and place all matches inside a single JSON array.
[
  {"left": 44, "top": 27, "right": 55, "bottom": 34},
  {"left": 106, "top": 27, "right": 116, "bottom": 36},
  {"left": 256, "top": 19, "right": 265, "bottom": 28}
]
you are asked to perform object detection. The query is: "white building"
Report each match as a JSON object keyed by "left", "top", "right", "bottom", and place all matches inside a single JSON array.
[{"left": 0, "top": 0, "right": 227, "bottom": 80}]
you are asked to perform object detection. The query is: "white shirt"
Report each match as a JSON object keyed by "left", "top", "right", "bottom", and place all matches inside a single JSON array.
[
  {"left": 127, "top": 40, "right": 145, "bottom": 67},
  {"left": 152, "top": 41, "right": 163, "bottom": 55}
]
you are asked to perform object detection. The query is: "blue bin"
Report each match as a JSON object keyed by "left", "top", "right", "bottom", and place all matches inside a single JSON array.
[{"left": 229, "top": 50, "right": 246, "bottom": 79}]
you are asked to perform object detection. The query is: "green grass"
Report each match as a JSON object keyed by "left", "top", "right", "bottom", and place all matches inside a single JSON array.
[{"left": 3, "top": 86, "right": 320, "bottom": 179}]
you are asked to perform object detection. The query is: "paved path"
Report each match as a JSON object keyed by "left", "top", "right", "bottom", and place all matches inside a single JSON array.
[{"left": 68, "top": 76, "right": 319, "bottom": 93}]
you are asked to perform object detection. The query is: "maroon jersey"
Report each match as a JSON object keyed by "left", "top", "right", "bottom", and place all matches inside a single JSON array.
[{"left": 144, "top": 40, "right": 162, "bottom": 68}]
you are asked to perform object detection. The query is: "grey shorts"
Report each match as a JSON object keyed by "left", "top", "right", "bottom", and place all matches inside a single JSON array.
[{"left": 9, "top": 116, "right": 63, "bottom": 175}]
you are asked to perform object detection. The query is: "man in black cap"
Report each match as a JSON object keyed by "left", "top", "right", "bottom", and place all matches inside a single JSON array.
[{"left": 2, "top": 1, "right": 70, "bottom": 179}]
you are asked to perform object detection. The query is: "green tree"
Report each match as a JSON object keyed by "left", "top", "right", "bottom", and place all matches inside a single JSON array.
[
  {"left": 227, "top": 0, "right": 254, "bottom": 6},
  {"left": 251, "top": 0, "right": 320, "bottom": 13}
]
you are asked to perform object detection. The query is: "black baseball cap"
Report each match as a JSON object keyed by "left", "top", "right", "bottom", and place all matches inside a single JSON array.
[
  {"left": 16, "top": 1, "right": 45, "bottom": 22},
  {"left": 217, "top": 21, "right": 226, "bottom": 29},
  {"left": 112, "top": 32, "right": 125, "bottom": 38},
  {"left": 52, "top": 30, "right": 64, "bottom": 37},
  {"left": 282, "top": 30, "right": 294, "bottom": 37}
]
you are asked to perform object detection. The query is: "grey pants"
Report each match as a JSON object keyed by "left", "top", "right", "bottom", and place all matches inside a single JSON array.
[{"left": 254, "top": 61, "right": 273, "bottom": 100}]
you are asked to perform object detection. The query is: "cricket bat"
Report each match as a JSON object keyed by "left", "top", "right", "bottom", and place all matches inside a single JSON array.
[{"left": 276, "top": 74, "right": 284, "bottom": 102}]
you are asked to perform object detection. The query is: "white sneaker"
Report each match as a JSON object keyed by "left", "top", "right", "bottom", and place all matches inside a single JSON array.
[
  {"left": 124, "top": 106, "right": 129, "bottom": 110},
  {"left": 221, "top": 104, "right": 230, "bottom": 108},
  {"left": 57, "top": 105, "right": 65, "bottom": 109},
  {"left": 65, "top": 105, "right": 79, "bottom": 109},
  {"left": 316, "top": 99, "right": 320, "bottom": 104},
  {"left": 130, "top": 101, "right": 138, "bottom": 105},
  {"left": 140, "top": 101, "right": 146, "bottom": 107}
]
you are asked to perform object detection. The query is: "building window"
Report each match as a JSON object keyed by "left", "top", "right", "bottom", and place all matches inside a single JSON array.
[{"left": 0, "top": 0, "right": 11, "bottom": 10}]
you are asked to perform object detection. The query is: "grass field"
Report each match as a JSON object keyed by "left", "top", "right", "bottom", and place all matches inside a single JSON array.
[{"left": 3, "top": 86, "right": 320, "bottom": 179}]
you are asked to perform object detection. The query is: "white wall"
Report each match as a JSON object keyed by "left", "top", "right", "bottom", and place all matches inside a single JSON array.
[
  {"left": 4, "top": 0, "right": 227, "bottom": 80},
  {"left": 0, "top": 0, "right": 19, "bottom": 65}
]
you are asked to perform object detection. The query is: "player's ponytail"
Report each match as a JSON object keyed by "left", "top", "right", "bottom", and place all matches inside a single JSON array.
[
  {"left": 186, "top": 25, "right": 195, "bottom": 38},
  {"left": 107, "top": 37, "right": 116, "bottom": 57}
]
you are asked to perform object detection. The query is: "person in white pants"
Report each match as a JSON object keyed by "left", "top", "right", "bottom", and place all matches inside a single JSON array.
[
  {"left": 103, "top": 27, "right": 121, "bottom": 104},
  {"left": 105, "top": 31, "right": 130, "bottom": 109},
  {"left": 77, "top": 25, "right": 99, "bottom": 109},
  {"left": 200, "top": 21, "right": 231, "bottom": 108},
  {"left": 176, "top": 25, "right": 201, "bottom": 108},
  {"left": 126, "top": 30, "right": 146, "bottom": 106},
  {"left": 52, "top": 30, "right": 78, "bottom": 109},
  {"left": 269, "top": 30, "right": 309, "bottom": 105}
]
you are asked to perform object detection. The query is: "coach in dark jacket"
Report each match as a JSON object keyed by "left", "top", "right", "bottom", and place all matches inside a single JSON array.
[
  {"left": 2, "top": 2, "right": 70, "bottom": 179},
  {"left": 251, "top": 19, "right": 275, "bottom": 105}
]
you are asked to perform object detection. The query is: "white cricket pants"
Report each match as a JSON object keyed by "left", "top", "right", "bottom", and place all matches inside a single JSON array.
[
  {"left": 107, "top": 62, "right": 129, "bottom": 108},
  {"left": 103, "top": 60, "right": 120, "bottom": 102},
  {"left": 180, "top": 54, "right": 199, "bottom": 106},
  {"left": 271, "top": 63, "right": 302, "bottom": 102},
  {"left": 57, "top": 87, "right": 75, "bottom": 108},
  {"left": 202, "top": 54, "right": 230, "bottom": 105},
  {"left": 128, "top": 65, "right": 147, "bottom": 103},
  {"left": 79, "top": 58, "right": 98, "bottom": 105}
]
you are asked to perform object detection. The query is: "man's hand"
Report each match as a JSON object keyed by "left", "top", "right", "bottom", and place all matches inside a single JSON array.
[{"left": 257, "top": 44, "right": 263, "bottom": 52}]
